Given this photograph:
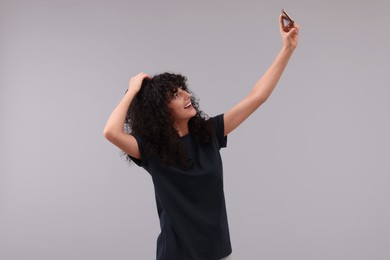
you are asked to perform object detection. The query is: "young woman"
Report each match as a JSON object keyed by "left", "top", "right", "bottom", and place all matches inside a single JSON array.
[{"left": 103, "top": 14, "right": 299, "bottom": 260}]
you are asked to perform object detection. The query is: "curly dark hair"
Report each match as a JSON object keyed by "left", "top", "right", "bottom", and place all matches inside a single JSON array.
[{"left": 122, "top": 72, "right": 214, "bottom": 168}]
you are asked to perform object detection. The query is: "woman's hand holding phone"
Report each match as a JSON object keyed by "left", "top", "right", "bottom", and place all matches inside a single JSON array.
[{"left": 279, "top": 9, "right": 300, "bottom": 50}]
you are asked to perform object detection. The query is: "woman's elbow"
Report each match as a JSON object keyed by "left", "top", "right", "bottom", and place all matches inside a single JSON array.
[{"left": 103, "top": 128, "right": 115, "bottom": 141}]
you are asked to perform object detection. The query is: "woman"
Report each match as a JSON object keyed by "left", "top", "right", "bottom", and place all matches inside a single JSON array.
[{"left": 103, "top": 14, "right": 299, "bottom": 260}]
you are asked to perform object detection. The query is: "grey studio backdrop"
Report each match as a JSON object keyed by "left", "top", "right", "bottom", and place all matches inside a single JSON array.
[{"left": 0, "top": 0, "right": 389, "bottom": 259}]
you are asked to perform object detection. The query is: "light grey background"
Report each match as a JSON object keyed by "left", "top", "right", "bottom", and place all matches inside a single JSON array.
[{"left": 1, "top": 0, "right": 389, "bottom": 259}]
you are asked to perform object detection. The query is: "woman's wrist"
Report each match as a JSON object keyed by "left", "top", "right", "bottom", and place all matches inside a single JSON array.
[
  {"left": 281, "top": 44, "right": 295, "bottom": 53},
  {"left": 125, "top": 87, "right": 139, "bottom": 97}
]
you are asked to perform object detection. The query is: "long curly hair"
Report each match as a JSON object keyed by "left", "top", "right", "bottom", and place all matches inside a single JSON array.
[{"left": 122, "top": 72, "right": 214, "bottom": 167}]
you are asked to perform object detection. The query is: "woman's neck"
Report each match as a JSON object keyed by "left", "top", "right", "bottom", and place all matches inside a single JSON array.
[{"left": 174, "top": 120, "right": 189, "bottom": 137}]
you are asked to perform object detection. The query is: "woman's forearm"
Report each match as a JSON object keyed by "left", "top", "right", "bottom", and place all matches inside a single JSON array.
[
  {"left": 222, "top": 16, "right": 299, "bottom": 136},
  {"left": 103, "top": 89, "right": 137, "bottom": 138},
  {"left": 251, "top": 46, "right": 295, "bottom": 102}
]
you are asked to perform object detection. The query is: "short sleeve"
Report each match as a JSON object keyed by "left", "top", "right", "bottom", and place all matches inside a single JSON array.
[
  {"left": 127, "top": 134, "right": 146, "bottom": 167},
  {"left": 214, "top": 114, "right": 227, "bottom": 149}
]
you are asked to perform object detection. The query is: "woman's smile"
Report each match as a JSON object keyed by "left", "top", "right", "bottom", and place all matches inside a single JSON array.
[{"left": 184, "top": 101, "right": 193, "bottom": 109}]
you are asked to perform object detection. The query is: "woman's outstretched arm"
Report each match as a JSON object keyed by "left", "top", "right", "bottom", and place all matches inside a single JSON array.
[
  {"left": 224, "top": 14, "right": 300, "bottom": 136},
  {"left": 103, "top": 72, "right": 149, "bottom": 159}
]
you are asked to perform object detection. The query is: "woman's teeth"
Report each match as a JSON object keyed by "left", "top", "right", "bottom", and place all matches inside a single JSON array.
[{"left": 184, "top": 102, "right": 192, "bottom": 109}]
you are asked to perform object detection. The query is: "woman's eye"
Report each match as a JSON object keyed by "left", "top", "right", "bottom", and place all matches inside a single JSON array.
[{"left": 174, "top": 93, "right": 179, "bottom": 99}]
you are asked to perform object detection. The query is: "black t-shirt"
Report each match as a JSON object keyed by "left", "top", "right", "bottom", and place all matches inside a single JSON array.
[{"left": 130, "top": 114, "right": 232, "bottom": 260}]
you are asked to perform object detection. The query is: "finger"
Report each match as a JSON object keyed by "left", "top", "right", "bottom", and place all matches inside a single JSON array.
[
  {"left": 279, "top": 14, "right": 285, "bottom": 32},
  {"left": 142, "top": 73, "right": 150, "bottom": 79},
  {"left": 287, "top": 27, "right": 298, "bottom": 36},
  {"left": 295, "top": 23, "right": 300, "bottom": 33}
]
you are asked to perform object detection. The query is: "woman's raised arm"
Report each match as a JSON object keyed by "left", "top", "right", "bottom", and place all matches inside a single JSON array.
[
  {"left": 103, "top": 72, "right": 149, "bottom": 159},
  {"left": 224, "top": 14, "right": 300, "bottom": 136}
]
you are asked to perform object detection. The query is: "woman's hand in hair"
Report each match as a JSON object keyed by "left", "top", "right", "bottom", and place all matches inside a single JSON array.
[{"left": 127, "top": 72, "right": 150, "bottom": 95}]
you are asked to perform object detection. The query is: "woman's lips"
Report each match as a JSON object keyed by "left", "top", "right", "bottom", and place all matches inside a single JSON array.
[{"left": 184, "top": 102, "right": 192, "bottom": 109}]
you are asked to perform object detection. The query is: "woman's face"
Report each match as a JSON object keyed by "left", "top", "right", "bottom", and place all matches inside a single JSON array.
[{"left": 167, "top": 87, "right": 196, "bottom": 123}]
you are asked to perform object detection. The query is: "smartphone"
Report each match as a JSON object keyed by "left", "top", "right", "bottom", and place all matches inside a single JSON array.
[{"left": 281, "top": 9, "right": 294, "bottom": 27}]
